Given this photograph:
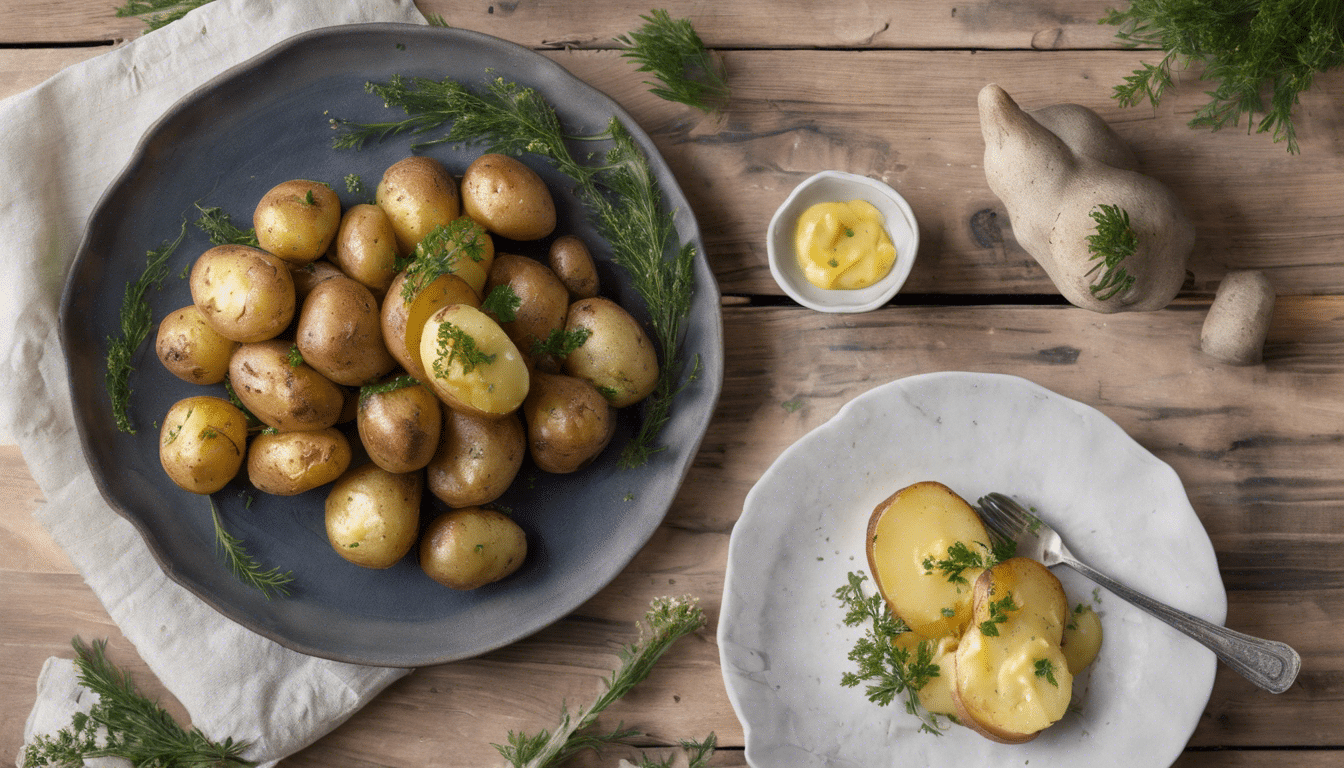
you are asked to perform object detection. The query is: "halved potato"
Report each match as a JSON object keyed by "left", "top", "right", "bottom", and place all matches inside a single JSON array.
[
  {"left": 419, "top": 303, "right": 530, "bottom": 418},
  {"left": 381, "top": 269, "right": 481, "bottom": 382}
]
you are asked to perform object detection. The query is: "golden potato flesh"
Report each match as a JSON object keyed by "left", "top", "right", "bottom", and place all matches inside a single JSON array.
[
  {"left": 419, "top": 507, "right": 527, "bottom": 590},
  {"left": 381, "top": 270, "right": 481, "bottom": 382},
  {"left": 426, "top": 408, "right": 525, "bottom": 507},
  {"left": 419, "top": 303, "right": 530, "bottom": 418},
  {"left": 460, "top": 153, "right": 556, "bottom": 241},
  {"left": 548, "top": 234, "right": 600, "bottom": 300},
  {"left": 561, "top": 297, "right": 659, "bottom": 408},
  {"left": 324, "top": 463, "right": 422, "bottom": 569},
  {"left": 376, "top": 156, "right": 461, "bottom": 255},
  {"left": 334, "top": 203, "right": 400, "bottom": 294},
  {"left": 189, "top": 244, "right": 296, "bottom": 343},
  {"left": 523, "top": 372, "right": 616, "bottom": 474},
  {"left": 1062, "top": 604, "right": 1103, "bottom": 674},
  {"left": 155, "top": 304, "right": 238, "bottom": 385},
  {"left": 357, "top": 378, "right": 442, "bottom": 473},
  {"left": 253, "top": 180, "right": 342, "bottom": 266},
  {"left": 485, "top": 253, "right": 569, "bottom": 364},
  {"left": 295, "top": 275, "right": 397, "bottom": 386},
  {"left": 246, "top": 428, "right": 352, "bottom": 496},
  {"left": 159, "top": 396, "right": 248, "bottom": 494},
  {"left": 228, "top": 340, "right": 345, "bottom": 432}
]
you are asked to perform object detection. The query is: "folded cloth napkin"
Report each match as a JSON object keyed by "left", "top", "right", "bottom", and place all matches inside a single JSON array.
[{"left": 0, "top": 1, "right": 430, "bottom": 765}]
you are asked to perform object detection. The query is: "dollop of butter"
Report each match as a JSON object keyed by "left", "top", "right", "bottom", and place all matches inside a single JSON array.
[{"left": 793, "top": 199, "right": 897, "bottom": 290}]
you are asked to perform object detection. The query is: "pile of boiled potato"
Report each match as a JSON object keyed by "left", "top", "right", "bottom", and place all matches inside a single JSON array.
[{"left": 154, "top": 153, "right": 659, "bottom": 590}]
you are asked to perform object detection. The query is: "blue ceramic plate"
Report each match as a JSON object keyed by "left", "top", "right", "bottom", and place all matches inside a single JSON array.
[{"left": 60, "top": 24, "right": 722, "bottom": 667}]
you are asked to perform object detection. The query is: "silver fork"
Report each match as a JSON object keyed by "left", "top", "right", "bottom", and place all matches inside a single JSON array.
[{"left": 977, "top": 492, "right": 1301, "bottom": 694}]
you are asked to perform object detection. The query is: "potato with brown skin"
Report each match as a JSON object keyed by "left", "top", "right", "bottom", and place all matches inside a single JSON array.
[
  {"left": 548, "top": 235, "right": 599, "bottom": 300},
  {"left": 357, "top": 378, "right": 442, "bottom": 473},
  {"left": 295, "top": 275, "right": 397, "bottom": 386},
  {"left": 485, "top": 253, "right": 569, "bottom": 366},
  {"left": 333, "top": 203, "right": 400, "bottom": 295},
  {"left": 155, "top": 305, "right": 238, "bottom": 385},
  {"left": 189, "top": 244, "right": 296, "bottom": 343},
  {"left": 376, "top": 156, "right": 461, "bottom": 255},
  {"left": 460, "top": 153, "right": 556, "bottom": 241},
  {"left": 420, "top": 507, "right": 527, "bottom": 590},
  {"left": 246, "top": 428, "right": 352, "bottom": 496},
  {"left": 380, "top": 270, "right": 481, "bottom": 382},
  {"left": 254, "top": 180, "right": 342, "bottom": 266},
  {"left": 159, "top": 396, "right": 249, "bottom": 494},
  {"left": 325, "top": 463, "right": 422, "bottom": 569},
  {"left": 229, "top": 340, "right": 345, "bottom": 432},
  {"left": 426, "top": 408, "right": 525, "bottom": 507},
  {"left": 291, "top": 260, "right": 346, "bottom": 302},
  {"left": 523, "top": 371, "right": 616, "bottom": 474},
  {"left": 419, "top": 303, "right": 530, "bottom": 418},
  {"left": 562, "top": 297, "right": 659, "bottom": 408}
]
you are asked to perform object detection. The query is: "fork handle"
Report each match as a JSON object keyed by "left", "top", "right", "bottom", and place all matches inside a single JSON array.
[{"left": 1061, "top": 557, "right": 1301, "bottom": 694}]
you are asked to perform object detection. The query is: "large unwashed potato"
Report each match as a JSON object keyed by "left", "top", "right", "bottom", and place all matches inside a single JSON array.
[
  {"left": 189, "top": 244, "right": 296, "bottom": 343},
  {"left": 522, "top": 372, "right": 615, "bottom": 474},
  {"left": 295, "top": 275, "right": 397, "bottom": 386},
  {"left": 228, "top": 340, "right": 345, "bottom": 432},
  {"left": 419, "top": 303, "right": 530, "bottom": 418},
  {"left": 561, "top": 297, "right": 658, "bottom": 408},
  {"left": 155, "top": 304, "right": 238, "bottom": 385},
  {"left": 419, "top": 507, "right": 527, "bottom": 590},
  {"left": 159, "top": 396, "right": 249, "bottom": 494},
  {"left": 460, "top": 153, "right": 556, "bottom": 241},
  {"left": 253, "top": 179, "right": 342, "bottom": 266},
  {"left": 426, "top": 408, "right": 525, "bottom": 507},
  {"left": 357, "top": 378, "right": 442, "bottom": 473},
  {"left": 324, "top": 463, "right": 422, "bottom": 569},
  {"left": 246, "top": 428, "right": 352, "bottom": 496},
  {"left": 376, "top": 156, "right": 461, "bottom": 255}
]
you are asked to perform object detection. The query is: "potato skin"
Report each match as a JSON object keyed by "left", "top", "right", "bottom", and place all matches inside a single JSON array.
[
  {"left": 159, "top": 396, "right": 249, "bottom": 494},
  {"left": 228, "top": 340, "right": 345, "bottom": 432},
  {"left": 523, "top": 372, "right": 616, "bottom": 474},
  {"left": 295, "top": 275, "right": 397, "bottom": 386},
  {"left": 419, "top": 507, "right": 527, "bottom": 589},
  {"left": 426, "top": 408, "right": 525, "bottom": 507},
  {"left": 333, "top": 203, "right": 400, "bottom": 294},
  {"left": 246, "top": 428, "right": 352, "bottom": 496},
  {"left": 485, "top": 253, "right": 569, "bottom": 365},
  {"left": 253, "top": 180, "right": 342, "bottom": 266},
  {"left": 357, "top": 379, "right": 442, "bottom": 473},
  {"left": 291, "top": 260, "right": 347, "bottom": 302},
  {"left": 562, "top": 297, "right": 659, "bottom": 408},
  {"left": 377, "top": 156, "right": 461, "bottom": 255},
  {"left": 189, "top": 244, "right": 296, "bottom": 343},
  {"left": 155, "top": 304, "right": 238, "bottom": 385},
  {"left": 548, "top": 235, "right": 599, "bottom": 300},
  {"left": 460, "top": 153, "right": 556, "bottom": 241},
  {"left": 324, "top": 463, "right": 422, "bottom": 569}
]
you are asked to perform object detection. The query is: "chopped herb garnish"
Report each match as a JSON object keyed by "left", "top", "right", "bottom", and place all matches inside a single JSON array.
[
  {"left": 398, "top": 219, "right": 487, "bottom": 300},
  {"left": 359, "top": 374, "right": 420, "bottom": 404},
  {"left": 978, "top": 591, "right": 1019, "bottom": 638},
  {"left": 481, "top": 284, "right": 522, "bottom": 323},
  {"left": 433, "top": 323, "right": 495, "bottom": 376},
  {"left": 194, "top": 203, "right": 259, "bottom": 247},
  {"left": 1035, "top": 658, "right": 1059, "bottom": 687},
  {"left": 531, "top": 327, "right": 591, "bottom": 359},
  {"left": 286, "top": 345, "right": 304, "bottom": 367}
]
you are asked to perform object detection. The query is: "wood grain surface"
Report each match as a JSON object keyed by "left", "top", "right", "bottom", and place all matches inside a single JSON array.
[{"left": 3, "top": 1, "right": 1343, "bottom": 767}]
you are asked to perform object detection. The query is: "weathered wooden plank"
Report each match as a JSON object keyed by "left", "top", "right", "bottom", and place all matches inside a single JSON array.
[{"left": 0, "top": 47, "right": 110, "bottom": 101}]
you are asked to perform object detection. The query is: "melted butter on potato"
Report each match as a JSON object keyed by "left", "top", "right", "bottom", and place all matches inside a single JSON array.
[{"left": 420, "top": 304, "right": 529, "bottom": 418}]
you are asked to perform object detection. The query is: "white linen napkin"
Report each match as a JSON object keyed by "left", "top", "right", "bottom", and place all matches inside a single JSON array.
[{"left": 1, "top": 1, "right": 430, "bottom": 765}]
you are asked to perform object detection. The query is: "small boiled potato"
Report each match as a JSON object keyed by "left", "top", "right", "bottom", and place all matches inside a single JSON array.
[
  {"left": 377, "top": 156, "right": 461, "bottom": 255},
  {"left": 246, "top": 428, "right": 352, "bottom": 496},
  {"left": 522, "top": 372, "right": 616, "bottom": 474},
  {"left": 254, "top": 180, "right": 342, "bottom": 266},
  {"left": 155, "top": 304, "right": 239, "bottom": 385},
  {"left": 324, "top": 463, "right": 422, "bottom": 569},
  {"left": 460, "top": 153, "right": 556, "bottom": 241},
  {"left": 334, "top": 203, "right": 399, "bottom": 294},
  {"left": 426, "top": 408, "right": 525, "bottom": 507},
  {"left": 419, "top": 303, "right": 530, "bottom": 418},
  {"left": 411, "top": 217, "right": 495, "bottom": 296},
  {"left": 229, "top": 340, "right": 345, "bottom": 432},
  {"left": 291, "top": 260, "right": 347, "bottom": 302},
  {"left": 295, "top": 275, "right": 397, "bottom": 386},
  {"left": 562, "top": 297, "right": 659, "bottom": 408},
  {"left": 381, "top": 270, "right": 481, "bottom": 381},
  {"left": 159, "top": 396, "right": 249, "bottom": 494},
  {"left": 420, "top": 507, "right": 527, "bottom": 590},
  {"left": 485, "top": 253, "right": 569, "bottom": 364},
  {"left": 357, "top": 378, "right": 442, "bottom": 473},
  {"left": 548, "top": 235, "right": 599, "bottom": 299},
  {"left": 189, "top": 244, "right": 296, "bottom": 343}
]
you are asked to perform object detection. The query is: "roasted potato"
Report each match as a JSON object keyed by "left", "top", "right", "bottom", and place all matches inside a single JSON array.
[
  {"left": 376, "top": 156, "right": 461, "bottom": 254},
  {"left": 548, "top": 234, "right": 599, "bottom": 300},
  {"left": 357, "top": 378, "right": 442, "bottom": 473},
  {"left": 253, "top": 179, "right": 342, "bottom": 266},
  {"left": 419, "top": 303, "right": 530, "bottom": 418},
  {"left": 561, "top": 297, "right": 659, "bottom": 408},
  {"left": 228, "top": 340, "right": 345, "bottom": 432},
  {"left": 419, "top": 507, "right": 527, "bottom": 589},
  {"left": 295, "top": 275, "right": 397, "bottom": 386},
  {"left": 485, "top": 253, "right": 569, "bottom": 365},
  {"left": 155, "top": 304, "right": 238, "bottom": 385},
  {"left": 380, "top": 270, "right": 481, "bottom": 382},
  {"left": 333, "top": 203, "right": 400, "bottom": 294},
  {"left": 159, "top": 396, "right": 249, "bottom": 494},
  {"left": 426, "top": 408, "right": 525, "bottom": 507},
  {"left": 324, "top": 463, "right": 422, "bottom": 569},
  {"left": 460, "top": 153, "right": 556, "bottom": 241},
  {"left": 246, "top": 428, "right": 352, "bottom": 496},
  {"left": 189, "top": 244, "right": 296, "bottom": 343},
  {"left": 522, "top": 372, "right": 615, "bottom": 474}
]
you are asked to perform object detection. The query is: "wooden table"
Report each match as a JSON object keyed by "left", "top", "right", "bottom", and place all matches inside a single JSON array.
[{"left": 3, "top": 2, "right": 1342, "bottom": 766}]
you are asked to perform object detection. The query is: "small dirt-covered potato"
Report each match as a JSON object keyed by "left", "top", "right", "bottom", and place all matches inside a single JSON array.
[
  {"left": 485, "top": 253, "right": 569, "bottom": 364},
  {"left": 420, "top": 507, "right": 527, "bottom": 590},
  {"left": 377, "top": 156, "right": 461, "bottom": 255},
  {"left": 562, "top": 297, "right": 659, "bottom": 408},
  {"left": 381, "top": 270, "right": 481, "bottom": 381},
  {"left": 426, "top": 408, "right": 525, "bottom": 507},
  {"left": 325, "top": 463, "right": 422, "bottom": 569},
  {"left": 334, "top": 203, "right": 399, "bottom": 294},
  {"left": 189, "top": 244, "right": 296, "bottom": 343},
  {"left": 253, "top": 180, "right": 342, "bottom": 266},
  {"left": 159, "top": 396, "right": 249, "bottom": 494},
  {"left": 155, "top": 305, "right": 238, "bottom": 385},
  {"left": 295, "top": 275, "right": 397, "bottom": 386},
  {"left": 548, "top": 235, "right": 599, "bottom": 300},
  {"left": 357, "top": 377, "right": 442, "bottom": 473},
  {"left": 229, "top": 340, "right": 345, "bottom": 432},
  {"left": 291, "top": 260, "right": 346, "bottom": 302},
  {"left": 420, "top": 303, "right": 530, "bottom": 418},
  {"left": 460, "top": 153, "right": 556, "bottom": 241},
  {"left": 523, "top": 371, "right": 616, "bottom": 474},
  {"left": 246, "top": 427, "right": 352, "bottom": 496}
]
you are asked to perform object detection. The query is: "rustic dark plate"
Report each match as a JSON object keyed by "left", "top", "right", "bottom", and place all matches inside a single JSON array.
[{"left": 59, "top": 23, "right": 722, "bottom": 667}]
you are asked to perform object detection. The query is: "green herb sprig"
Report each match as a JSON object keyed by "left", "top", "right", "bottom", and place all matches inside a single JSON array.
[
  {"left": 921, "top": 538, "right": 1014, "bottom": 586},
  {"left": 616, "top": 10, "right": 730, "bottom": 113},
  {"left": 114, "top": 0, "right": 214, "bottom": 30},
  {"left": 194, "top": 204, "right": 259, "bottom": 247},
  {"left": 1085, "top": 203, "right": 1139, "bottom": 301},
  {"left": 531, "top": 327, "right": 592, "bottom": 360},
  {"left": 434, "top": 323, "right": 495, "bottom": 377},
  {"left": 482, "top": 284, "right": 523, "bottom": 323},
  {"left": 210, "top": 499, "right": 293, "bottom": 599},
  {"left": 978, "top": 591, "right": 1019, "bottom": 638},
  {"left": 1034, "top": 658, "right": 1060, "bottom": 687},
  {"left": 398, "top": 219, "right": 488, "bottom": 301},
  {"left": 359, "top": 374, "right": 420, "bottom": 404}
]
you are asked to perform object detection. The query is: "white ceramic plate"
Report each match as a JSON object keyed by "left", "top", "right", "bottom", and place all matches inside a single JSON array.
[{"left": 719, "top": 371, "right": 1224, "bottom": 768}]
